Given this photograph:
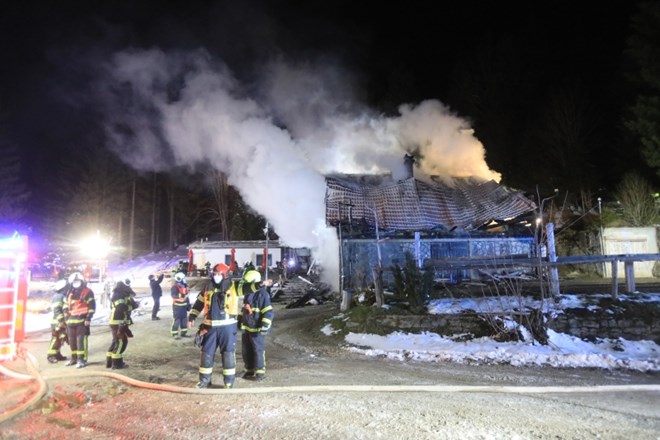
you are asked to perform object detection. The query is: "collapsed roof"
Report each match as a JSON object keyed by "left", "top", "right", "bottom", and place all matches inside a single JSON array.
[{"left": 325, "top": 175, "right": 537, "bottom": 232}]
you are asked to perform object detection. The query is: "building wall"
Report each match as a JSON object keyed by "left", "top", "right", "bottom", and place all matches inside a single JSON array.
[
  {"left": 602, "top": 227, "right": 658, "bottom": 277},
  {"left": 341, "top": 236, "right": 535, "bottom": 289}
]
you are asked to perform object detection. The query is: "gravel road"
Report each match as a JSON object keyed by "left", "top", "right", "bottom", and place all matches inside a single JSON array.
[{"left": 1, "top": 302, "right": 659, "bottom": 439}]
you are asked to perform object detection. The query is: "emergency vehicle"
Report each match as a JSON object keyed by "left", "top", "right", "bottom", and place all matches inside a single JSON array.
[{"left": 0, "top": 233, "right": 29, "bottom": 362}]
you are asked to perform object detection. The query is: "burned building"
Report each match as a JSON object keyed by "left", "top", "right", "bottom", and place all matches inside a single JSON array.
[{"left": 325, "top": 173, "right": 538, "bottom": 288}]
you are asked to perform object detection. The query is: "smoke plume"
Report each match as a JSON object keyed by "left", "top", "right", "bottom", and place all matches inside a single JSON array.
[{"left": 99, "top": 48, "right": 501, "bottom": 289}]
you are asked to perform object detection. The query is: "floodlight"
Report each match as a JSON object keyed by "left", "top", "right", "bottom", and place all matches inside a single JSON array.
[{"left": 79, "top": 231, "right": 110, "bottom": 260}]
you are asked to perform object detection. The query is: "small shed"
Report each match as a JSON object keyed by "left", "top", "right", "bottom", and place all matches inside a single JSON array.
[{"left": 187, "top": 240, "right": 283, "bottom": 274}]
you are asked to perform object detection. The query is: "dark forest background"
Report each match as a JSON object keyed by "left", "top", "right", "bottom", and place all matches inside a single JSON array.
[{"left": 0, "top": 1, "right": 659, "bottom": 260}]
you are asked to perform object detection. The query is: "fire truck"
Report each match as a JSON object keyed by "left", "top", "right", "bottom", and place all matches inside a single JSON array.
[{"left": 0, "top": 233, "right": 29, "bottom": 362}]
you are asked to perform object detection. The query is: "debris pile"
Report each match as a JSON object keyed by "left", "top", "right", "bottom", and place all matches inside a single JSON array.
[{"left": 270, "top": 275, "right": 334, "bottom": 308}]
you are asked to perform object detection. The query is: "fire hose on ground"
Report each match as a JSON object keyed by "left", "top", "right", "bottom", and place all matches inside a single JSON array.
[
  {"left": 2, "top": 345, "right": 659, "bottom": 426},
  {"left": 0, "top": 350, "right": 49, "bottom": 425}
]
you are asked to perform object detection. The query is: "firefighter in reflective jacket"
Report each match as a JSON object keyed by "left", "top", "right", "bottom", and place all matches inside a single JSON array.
[
  {"left": 188, "top": 263, "right": 238, "bottom": 388},
  {"left": 62, "top": 272, "right": 96, "bottom": 368},
  {"left": 106, "top": 280, "right": 138, "bottom": 369},
  {"left": 240, "top": 270, "right": 274, "bottom": 381},
  {"left": 47, "top": 279, "right": 69, "bottom": 363},
  {"left": 171, "top": 272, "right": 190, "bottom": 338}
]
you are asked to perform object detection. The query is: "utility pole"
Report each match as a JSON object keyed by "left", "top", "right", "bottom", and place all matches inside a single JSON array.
[
  {"left": 338, "top": 201, "right": 354, "bottom": 311},
  {"left": 598, "top": 197, "right": 606, "bottom": 276},
  {"left": 366, "top": 205, "right": 384, "bottom": 307},
  {"left": 168, "top": 181, "right": 175, "bottom": 249},
  {"left": 150, "top": 173, "right": 157, "bottom": 252},
  {"left": 128, "top": 177, "right": 136, "bottom": 260}
]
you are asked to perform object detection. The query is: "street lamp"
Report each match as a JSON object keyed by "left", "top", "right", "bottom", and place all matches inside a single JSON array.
[{"left": 263, "top": 222, "right": 269, "bottom": 280}]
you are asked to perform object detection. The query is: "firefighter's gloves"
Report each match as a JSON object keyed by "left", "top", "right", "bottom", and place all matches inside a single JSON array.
[
  {"left": 194, "top": 331, "right": 204, "bottom": 348},
  {"left": 194, "top": 326, "right": 208, "bottom": 348},
  {"left": 187, "top": 315, "right": 195, "bottom": 328},
  {"left": 118, "top": 324, "right": 134, "bottom": 338}
]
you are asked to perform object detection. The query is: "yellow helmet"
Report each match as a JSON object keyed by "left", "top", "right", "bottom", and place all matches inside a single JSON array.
[{"left": 243, "top": 270, "right": 261, "bottom": 283}]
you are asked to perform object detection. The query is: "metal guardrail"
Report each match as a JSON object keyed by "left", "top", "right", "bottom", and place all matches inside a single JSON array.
[
  {"left": 423, "top": 254, "right": 660, "bottom": 300},
  {"left": 424, "top": 253, "right": 660, "bottom": 269}
]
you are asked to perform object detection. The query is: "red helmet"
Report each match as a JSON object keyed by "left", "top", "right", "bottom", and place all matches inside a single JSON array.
[{"left": 212, "top": 263, "right": 230, "bottom": 277}]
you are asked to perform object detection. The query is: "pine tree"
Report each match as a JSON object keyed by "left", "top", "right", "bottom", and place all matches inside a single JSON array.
[
  {"left": 50, "top": 145, "right": 131, "bottom": 247},
  {"left": 0, "top": 142, "right": 30, "bottom": 221},
  {"left": 624, "top": 1, "right": 660, "bottom": 177}
]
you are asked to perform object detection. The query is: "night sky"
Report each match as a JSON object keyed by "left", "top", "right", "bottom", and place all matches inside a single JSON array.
[{"left": 0, "top": 1, "right": 647, "bottom": 241}]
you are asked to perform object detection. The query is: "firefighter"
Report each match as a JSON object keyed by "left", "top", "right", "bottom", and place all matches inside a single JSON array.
[
  {"left": 105, "top": 280, "right": 138, "bottom": 369},
  {"left": 188, "top": 263, "right": 239, "bottom": 388},
  {"left": 239, "top": 270, "right": 274, "bottom": 381},
  {"left": 149, "top": 273, "right": 164, "bottom": 320},
  {"left": 47, "top": 279, "right": 69, "bottom": 363},
  {"left": 171, "top": 272, "right": 190, "bottom": 339},
  {"left": 62, "top": 272, "right": 96, "bottom": 368}
]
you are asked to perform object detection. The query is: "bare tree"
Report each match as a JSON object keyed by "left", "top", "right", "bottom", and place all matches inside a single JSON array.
[
  {"left": 204, "top": 169, "right": 235, "bottom": 240},
  {"left": 615, "top": 172, "right": 659, "bottom": 226}
]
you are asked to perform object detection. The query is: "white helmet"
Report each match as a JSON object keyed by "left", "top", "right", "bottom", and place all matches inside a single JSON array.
[
  {"left": 53, "top": 279, "right": 68, "bottom": 292},
  {"left": 174, "top": 272, "right": 186, "bottom": 282},
  {"left": 68, "top": 272, "right": 85, "bottom": 284}
]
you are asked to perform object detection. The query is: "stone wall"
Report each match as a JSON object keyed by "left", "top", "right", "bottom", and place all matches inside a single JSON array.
[
  {"left": 376, "top": 307, "right": 660, "bottom": 344},
  {"left": 548, "top": 307, "right": 660, "bottom": 343},
  {"left": 378, "top": 312, "right": 492, "bottom": 337}
]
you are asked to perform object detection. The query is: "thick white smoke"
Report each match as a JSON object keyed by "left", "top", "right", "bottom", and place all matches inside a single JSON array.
[{"left": 99, "top": 48, "right": 501, "bottom": 289}]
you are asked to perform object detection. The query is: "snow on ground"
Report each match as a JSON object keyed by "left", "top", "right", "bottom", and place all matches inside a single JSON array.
[
  {"left": 107, "top": 248, "right": 189, "bottom": 289},
  {"left": 27, "top": 251, "right": 660, "bottom": 372},
  {"left": 342, "top": 328, "right": 659, "bottom": 372}
]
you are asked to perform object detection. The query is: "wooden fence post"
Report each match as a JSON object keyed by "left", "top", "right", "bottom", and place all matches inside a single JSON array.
[
  {"left": 546, "top": 223, "right": 560, "bottom": 298},
  {"left": 372, "top": 267, "right": 384, "bottom": 307},
  {"left": 624, "top": 261, "right": 636, "bottom": 294},
  {"left": 340, "top": 290, "right": 353, "bottom": 312},
  {"left": 611, "top": 259, "right": 618, "bottom": 301}
]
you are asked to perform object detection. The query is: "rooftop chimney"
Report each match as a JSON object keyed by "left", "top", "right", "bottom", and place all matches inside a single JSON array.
[{"left": 403, "top": 153, "right": 415, "bottom": 179}]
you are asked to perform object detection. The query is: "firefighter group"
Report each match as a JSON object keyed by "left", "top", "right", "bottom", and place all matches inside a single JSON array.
[{"left": 47, "top": 262, "right": 274, "bottom": 388}]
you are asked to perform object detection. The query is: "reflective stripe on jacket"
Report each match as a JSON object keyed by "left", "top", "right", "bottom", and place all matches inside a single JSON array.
[
  {"left": 109, "top": 289, "right": 137, "bottom": 326},
  {"left": 241, "top": 287, "right": 274, "bottom": 333},
  {"left": 190, "top": 279, "right": 238, "bottom": 327},
  {"left": 64, "top": 286, "right": 95, "bottom": 325},
  {"left": 172, "top": 284, "right": 189, "bottom": 307},
  {"left": 50, "top": 292, "right": 65, "bottom": 326}
]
